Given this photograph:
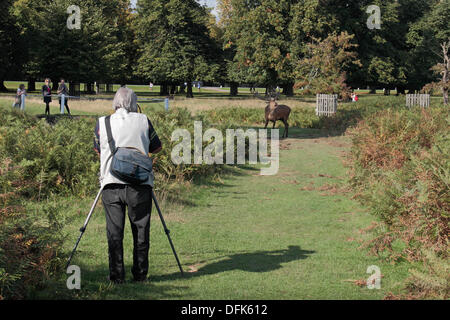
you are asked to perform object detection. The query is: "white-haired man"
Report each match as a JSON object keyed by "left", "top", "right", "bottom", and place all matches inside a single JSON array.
[{"left": 93, "top": 87, "right": 162, "bottom": 284}]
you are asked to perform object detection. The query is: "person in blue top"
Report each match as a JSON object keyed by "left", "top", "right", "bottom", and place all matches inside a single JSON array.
[{"left": 57, "top": 79, "right": 71, "bottom": 115}]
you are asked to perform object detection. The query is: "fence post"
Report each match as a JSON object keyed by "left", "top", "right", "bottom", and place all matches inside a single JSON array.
[
  {"left": 165, "top": 97, "right": 169, "bottom": 112},
  {"left": 316, "top": 94, "right": 319, "bottom": 115}
]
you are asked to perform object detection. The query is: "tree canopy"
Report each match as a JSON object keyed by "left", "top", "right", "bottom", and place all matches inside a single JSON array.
[
  {"left": 11, "top": 0, "right": 132, "bottom": 86},
  {"left": 1, "top": 0, "right": 449, "bottom": 98},
  {"left": 134, "top": 0, "right": 221, "bottom": 97}
]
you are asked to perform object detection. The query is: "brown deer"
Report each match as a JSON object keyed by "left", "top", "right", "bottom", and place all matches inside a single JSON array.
[{"left": 264, "top": 95, "right": 291, "bottom": 138}]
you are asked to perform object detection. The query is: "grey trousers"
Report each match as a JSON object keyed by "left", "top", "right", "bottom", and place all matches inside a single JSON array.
[{"left": 102, "top": 184, "right": 152, "bottom": 282}]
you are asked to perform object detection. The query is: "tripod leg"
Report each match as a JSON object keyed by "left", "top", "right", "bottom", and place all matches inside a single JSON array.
[
  {"left": 66, "top": 187, "right": 104, "bottom": 269},
  {"left": 151, "top": 190, "right": 184, "bottom": 276}
]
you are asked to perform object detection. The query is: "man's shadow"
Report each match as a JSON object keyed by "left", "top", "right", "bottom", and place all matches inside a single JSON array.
[{"left": 151, "top": 246, "right": 315, "bottom": 282}]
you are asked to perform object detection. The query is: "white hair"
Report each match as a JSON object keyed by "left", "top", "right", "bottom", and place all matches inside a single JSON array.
[{"left": 112, "top": 87, "right": 138, "bottom": 112}]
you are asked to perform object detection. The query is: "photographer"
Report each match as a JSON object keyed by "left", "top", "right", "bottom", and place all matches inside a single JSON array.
[{"left": 93, "top": 87, "right": 162, "bottom": 284}]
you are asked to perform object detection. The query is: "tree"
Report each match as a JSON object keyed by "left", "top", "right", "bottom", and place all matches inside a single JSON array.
[
  {"left": 435, "top": 41, "right": 450, "bottom": 105},
  {"left": 221, "top": 0, "right": 297, "bottom": 95},
  {"left": 134, "top": 0, "right": 221, "bottom": 98},
  {"left": 12, "top": 0, "right": 131, "bottom": 89},
  {"left": 0, "top": 0, "right": 25, "bottom": 91},
  {"left": 294, "top": 31, "right": 361, "bottom": 99},
  {"left": 409, "top": 0, "right": 450, "bottom": 104}
]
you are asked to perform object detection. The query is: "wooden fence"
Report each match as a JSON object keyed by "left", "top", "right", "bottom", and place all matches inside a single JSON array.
[
  {"left": 406, "top": 94, "right": 430, "bottom": 108},
  {"left": 316, "top": 94, "right": 338, "bottom": 117}
]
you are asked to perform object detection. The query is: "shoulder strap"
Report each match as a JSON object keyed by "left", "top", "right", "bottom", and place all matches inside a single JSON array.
[{"left": 105, "top": 116, "right": 117, "bottom": 154}]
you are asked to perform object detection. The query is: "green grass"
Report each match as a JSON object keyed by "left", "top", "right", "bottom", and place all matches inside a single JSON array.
[
  {"left": 33, "top": 127, "right": 411, "bottom": 300},
  {"left": 0, "top": 98, "right": 94, "bottom": 116},
  {"left": 0, "top": 97, "right": 167, "bottom": 117}
]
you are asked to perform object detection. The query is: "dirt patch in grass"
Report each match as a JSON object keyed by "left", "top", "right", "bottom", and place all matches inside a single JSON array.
[{"left": 299, "top": 182, "right": 348, "bottom": 195}]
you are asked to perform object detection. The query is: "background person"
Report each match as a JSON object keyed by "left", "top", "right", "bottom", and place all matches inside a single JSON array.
[
  {"left": 42, "top": 78, "right": 52, "bottom": 116},
  {"left": 93, "top": 87, "right": 162, "bottom": 284},
  {"left": 57, "top": 78, "right": 71, "bottom": 115},
  {"left": 13, "top": 84, "right": 26, "bottom": 109}
]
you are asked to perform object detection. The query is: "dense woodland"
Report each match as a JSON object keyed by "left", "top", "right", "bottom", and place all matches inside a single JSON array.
[{"left": 0, "top": 0, "right": 449, "bottom": 101}]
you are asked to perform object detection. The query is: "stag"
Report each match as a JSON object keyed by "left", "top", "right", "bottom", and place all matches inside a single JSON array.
[{"left": 257, "top": 92, "right": 291, "bottom": 138}]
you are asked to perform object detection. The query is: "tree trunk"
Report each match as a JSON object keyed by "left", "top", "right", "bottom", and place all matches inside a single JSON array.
[
  {"left": 369, "top": 87, "right": 377, "bottom": 94},
  {"left": 86, "top": 83, "right": 94, "bottom": 94},
  {"left": 160, "top": 83, "right": 169, "bottom": 96},
  {"left": 28, "top": 78, "right": 36, "bottom": 92},
  {"left": 282, "top": 83, "right": 294, "bottom": 96},
  {"left": 266, "top": 85, "right": 276, "bottom": 95},
  {"left": 186, "top": 82, "right": 193, "bottom": 98},
  {"left": 397, "top": 86, "right": 406, "bottom": 95},
  {"left": 179, "top": 83, "right": 185, "bottom": 94},
  {"left": 0, "top": 80, "right": 7, "bottom": 92},
  {"left": 442, "top": 42, "right": 449, "bottom": 105},
  {"left": 230, "top": 82, "right": 238, "bottom": 96},
  {"left": 444, "top": 86, "right": 449, "bottom": 105}
]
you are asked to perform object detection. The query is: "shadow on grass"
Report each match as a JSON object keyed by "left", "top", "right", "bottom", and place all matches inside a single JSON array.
[
  {"left": 65, "top": 261, "right": 189, "bottom": 300},
  {"left": 191, "top": 164, "right": 259, "bottom": 188},
  {"left": 151, "top": 245, "right": 315, "bottom": 283}
]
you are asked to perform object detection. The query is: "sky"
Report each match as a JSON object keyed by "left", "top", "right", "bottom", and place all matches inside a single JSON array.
[{"left": 130, "top": 0, "right": 218, "bottom": 17}]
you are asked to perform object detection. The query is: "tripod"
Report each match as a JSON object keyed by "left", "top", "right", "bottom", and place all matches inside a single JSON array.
[{"left": 66, "top": 187, "right": 184, "bottom": 276}]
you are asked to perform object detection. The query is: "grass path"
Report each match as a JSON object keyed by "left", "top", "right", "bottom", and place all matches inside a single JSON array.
[{"left": 50, "top": 128, "right": 410, "bottom": 300}]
